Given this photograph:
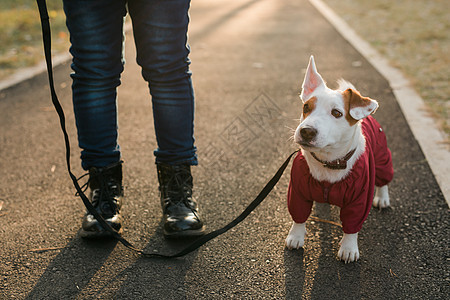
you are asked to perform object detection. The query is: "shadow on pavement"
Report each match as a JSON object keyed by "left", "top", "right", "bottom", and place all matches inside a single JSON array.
[
  {"left": 284, "top": 202, "right": 362, "bottom": 299},
  {"left": 25, "top": 219, "right": 200, "bottom": 299},
  {"left": 284, "top": 248, "right": 306, "bottom": 299},
  {"left": 111, "top": 226, "right": 200, "bottom": 299},
  {"left": 25, "top": 233, "right": 119, "bottom": 299}
]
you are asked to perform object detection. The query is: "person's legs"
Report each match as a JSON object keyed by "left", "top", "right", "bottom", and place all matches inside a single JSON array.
[
  {"left": 128, "top": 0, "right": 197, "bottom": 166},
  {"left": 64, "top": 0, "right": 127, "bottom": 170},
  {"left": 128, "top": 0, "right": 204, "bottom": 237},
  {"left": 63, "top": 0, "right": 127, "bottom": 237}
]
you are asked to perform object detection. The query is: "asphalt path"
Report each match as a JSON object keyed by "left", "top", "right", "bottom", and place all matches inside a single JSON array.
[{"left": 1, "top": 0, "right": 448, "bottom": 299}]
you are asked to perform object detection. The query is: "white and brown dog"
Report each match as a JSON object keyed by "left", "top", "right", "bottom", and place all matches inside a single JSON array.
[{"left": 286, "top": 56, "right": 394, "bottom": 263}]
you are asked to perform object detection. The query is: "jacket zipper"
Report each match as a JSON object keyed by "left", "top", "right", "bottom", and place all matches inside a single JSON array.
[{"left": 323, "top": 185, "right": 330, "bottom": 202}]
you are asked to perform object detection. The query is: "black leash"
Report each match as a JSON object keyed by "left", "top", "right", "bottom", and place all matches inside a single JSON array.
[{"left": 36, "top": 0, "right": 298, "bottom": 258}]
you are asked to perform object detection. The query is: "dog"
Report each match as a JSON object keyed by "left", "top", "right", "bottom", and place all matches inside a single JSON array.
[{"left": 285, "top": 56, "right": 394, "bottom": 263}]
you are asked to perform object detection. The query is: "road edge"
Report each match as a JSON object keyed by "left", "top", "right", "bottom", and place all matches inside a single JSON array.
[
  {"left": 0, "top": 22, "right": 133, "bottom": 92},
  {"left": 309, "top": 0, "right": 449, "bottom": 207},
  {"left": 0, "top": 52, "right": 71, "bottom": 92}
]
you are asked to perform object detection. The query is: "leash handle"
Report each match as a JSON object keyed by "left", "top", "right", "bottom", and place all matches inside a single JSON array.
[{"left": 36, "top": 0, "right": 298, "bottom": 258}]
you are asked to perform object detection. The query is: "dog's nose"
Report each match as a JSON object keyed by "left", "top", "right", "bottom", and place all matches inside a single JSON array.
[{"left": 300, "top": 127, "right": 317, "bottom": 142}]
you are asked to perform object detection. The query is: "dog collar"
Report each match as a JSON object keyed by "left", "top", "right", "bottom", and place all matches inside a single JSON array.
[{"left": 310, "top": 149, "right": 356, "bottom": 170}]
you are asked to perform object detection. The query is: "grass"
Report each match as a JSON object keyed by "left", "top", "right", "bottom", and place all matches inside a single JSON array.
[
  {"left": 0, "top": 0, "right": 69, "bottom": 79},
  {"left": 322, "top": 0, "right": 449, "bottom": 142}
]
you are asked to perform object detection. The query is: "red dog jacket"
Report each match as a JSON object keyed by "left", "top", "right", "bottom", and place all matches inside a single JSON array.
[{"left": 287, "top": 116, "right": 394, "bottom": 234}]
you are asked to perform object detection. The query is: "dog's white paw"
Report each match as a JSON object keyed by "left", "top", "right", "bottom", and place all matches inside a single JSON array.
[
  {"left": 338, "top": 233, "right": 359, "bottom": 263},
  {"left": 373, "top": 185, "right": 390, "bottom": 209},
  {"left": 285, "top": 222, "right": 306, "bottom": 250}
]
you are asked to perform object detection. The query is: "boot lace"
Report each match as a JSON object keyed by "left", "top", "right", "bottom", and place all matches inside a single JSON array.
[
  {"left": 163, "top": 166, "right": 193, "bottom": 207},
  {"left": 76, "top": 168, "right": 120, "bottom": 218}
]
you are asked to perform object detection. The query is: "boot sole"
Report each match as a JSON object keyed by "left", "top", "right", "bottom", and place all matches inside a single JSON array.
[{"left": 163, "top": 227, "right": 206, "bottom": 239}]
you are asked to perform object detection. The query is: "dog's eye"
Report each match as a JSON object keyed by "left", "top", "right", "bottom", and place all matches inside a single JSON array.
[
  {"left": 303, "top": 103, "right": 310, "bottom": 114},
  {"left": 331, "top": 109, "right": 343, "bottom": 118}
]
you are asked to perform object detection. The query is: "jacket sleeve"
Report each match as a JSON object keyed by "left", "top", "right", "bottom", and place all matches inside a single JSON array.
[
  {"left": 339, "top": 153, "right": 374, "bottom": 234},
  {"left": 287, "top": 156, "right": 313, "bottom": 224}
]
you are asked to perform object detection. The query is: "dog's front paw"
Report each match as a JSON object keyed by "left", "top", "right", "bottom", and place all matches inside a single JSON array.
[
  {"left": 338, "top": 233, "right": 359, "bottom": 263},
  {"left": 285, "top": 222, "right": 306, "bottom": 250},
  {"left": 373, "top": 185, "right": 390, "bottom": 209}
]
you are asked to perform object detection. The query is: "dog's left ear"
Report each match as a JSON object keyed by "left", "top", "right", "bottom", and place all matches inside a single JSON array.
[
  {"left": 344, "top": 88, "right": 379, "bottom": 120},
  {"left": 300, "top": 56, "right": 326, "bottom": 102}
]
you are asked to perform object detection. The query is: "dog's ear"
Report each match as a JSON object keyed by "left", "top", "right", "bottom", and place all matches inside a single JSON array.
[
  {"left": 300, "top": 56, "right": 326, "bottom": 102},
  {"left": 344, "top": 88, "right": 379, "bottom": 120}
]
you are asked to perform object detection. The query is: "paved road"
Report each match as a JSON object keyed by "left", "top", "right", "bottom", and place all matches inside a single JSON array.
[{"left": 1, "top": 0, "right": 448, "bottom": 299}]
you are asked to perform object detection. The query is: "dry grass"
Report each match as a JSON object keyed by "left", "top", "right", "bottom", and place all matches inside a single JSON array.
[
  {"left": 0, "top": 0, "right": 69, "bottom": 79},
  {"left": 323, "top": 0, "right": 449, "bottom": 141}
]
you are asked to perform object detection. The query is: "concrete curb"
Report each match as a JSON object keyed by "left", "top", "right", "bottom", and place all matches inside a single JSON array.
[
  {"left": 0, "top": 52, "right": 71, "bottom": 92},
  {"left": 309, "top": 0, "right": 449, "bottom": 207},
  {"left": 0, "top": 22, "right": 134, "bottom": 92}
]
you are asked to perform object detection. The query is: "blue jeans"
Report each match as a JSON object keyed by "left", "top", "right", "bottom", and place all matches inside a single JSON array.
[{"left": 63, "top": 0, "right": 197, "bottom": 170}]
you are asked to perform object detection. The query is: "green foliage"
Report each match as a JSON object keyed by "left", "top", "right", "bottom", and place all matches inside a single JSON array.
[{"left": 0, "top": 0, "right": 69, "bottom": 77}]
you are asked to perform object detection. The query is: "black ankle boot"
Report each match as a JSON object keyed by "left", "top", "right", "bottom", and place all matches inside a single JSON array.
[
  {"left": 80, "top": 162, "right": 123, "bottom": 238},
  {"left": 157, "top": 163, "right": 205, "bottom": 238}
]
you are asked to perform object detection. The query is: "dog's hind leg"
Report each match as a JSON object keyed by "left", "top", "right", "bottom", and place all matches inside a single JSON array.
[
  {"left": 286, "top": 222, "right": 306, "bottom": 249},
  {"left": 373, "top": 185, "right": 390, "bottom": 209}
]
